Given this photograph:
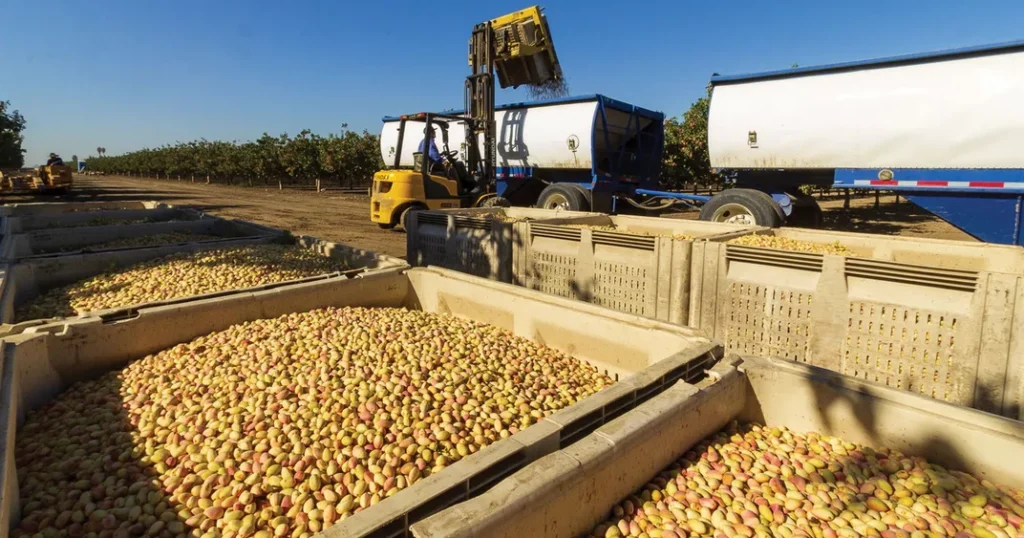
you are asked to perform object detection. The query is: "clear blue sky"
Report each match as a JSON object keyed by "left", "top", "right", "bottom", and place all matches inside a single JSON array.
[{"left": 3, "top": 0, "right": 1023, "bottom": 166}]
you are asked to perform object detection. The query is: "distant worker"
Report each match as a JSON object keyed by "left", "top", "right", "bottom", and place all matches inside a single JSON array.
[
  {"left": 418, "top": 128, "right": 445, "bottom": 173},
  {"left": 46, "top": 153, "right": 64, "bottom": 166}
]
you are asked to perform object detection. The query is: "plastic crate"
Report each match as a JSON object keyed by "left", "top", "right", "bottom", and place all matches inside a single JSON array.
[
  {"left": 515, "top": 215, "right": 760, "bottom": 325},
  {"left": 0, "top": 213, "right": 284, "bottom": 261},
  {"left": 0, "top": 268, "right": 720, "bottom": 537},
  {"left": 0, "top": 233, "right": 407, "bottom": 335},
  {"left": 411, "top": 356, "right": 1024, "bottom": 538},
  {"left": 0, "top": 202, "right": 198, "bottom": 234},
  {"left": 689, "top": 229, "right": 1024, "bottom": 419},
  {"left": 0, "top": 200, "right": 166, "bottom": 217},
  {"left": 405, "top": 207, "right": 598, "bottom": 283}
]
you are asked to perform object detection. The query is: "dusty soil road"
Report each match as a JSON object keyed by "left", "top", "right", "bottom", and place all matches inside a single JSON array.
[{"left": 23, "top": 175, "right": 973, "bottom": 259}]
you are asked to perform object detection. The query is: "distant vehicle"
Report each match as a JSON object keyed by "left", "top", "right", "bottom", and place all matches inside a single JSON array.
[{"left": 0, "top": 165, "right": 73, "bottom": 194}]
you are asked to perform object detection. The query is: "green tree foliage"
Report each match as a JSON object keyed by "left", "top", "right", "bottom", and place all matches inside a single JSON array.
[
  {"left": 85, "top": 129, "right": 383, "bottom": 190},
  {"left": 0, "top": 100, "right": 27, "bottom": 168},
  {"left": 661, "top": 86, "right": 718, "bottom": 189}
]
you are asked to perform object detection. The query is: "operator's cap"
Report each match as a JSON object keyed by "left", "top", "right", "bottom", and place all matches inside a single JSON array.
[{"left": 49, "top": 153, "right": 57, "bottom": 158}]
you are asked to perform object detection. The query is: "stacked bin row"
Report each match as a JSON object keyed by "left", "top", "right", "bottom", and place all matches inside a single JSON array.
[
  {"left": 409, "top": 209, "right": 1024, "bottom": 421},
  {"left": 405, "top": 207, "right": 600, "bottom": 283},
  {"left": 0, "top": 201, "right": 407, "bottom": 336},
  {"left": 0, "top": 202, "right": 284, "bottom": 261},
  {"left": 513, "top": 215, "right": 758, "bottom": 325},
  {"left": 407, "top": 209, "right": 761, "bottom": 325}
]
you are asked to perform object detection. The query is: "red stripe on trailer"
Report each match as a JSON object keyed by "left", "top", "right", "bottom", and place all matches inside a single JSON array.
[
  {"left": 869, "top": 180, "right": 898, "bottom": 185},
  {"left": 969, "top": 181, "right": 1004, "bottom": 188},
  {"left": 916, "top": 180, "right": 948, "bottom": 186}
]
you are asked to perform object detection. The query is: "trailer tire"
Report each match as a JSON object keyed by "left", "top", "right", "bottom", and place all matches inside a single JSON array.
[
  {"left": 699, "top": 189, "right": 782, "bottom": 227},
  {"left": 537, "top": 183, "right": 590, "bottom": 212}
]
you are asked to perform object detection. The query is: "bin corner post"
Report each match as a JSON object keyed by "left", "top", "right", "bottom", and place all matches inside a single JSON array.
[
  {"left": 807, "top": 255, "right": 850, "bottom": 373},
  {"left": 975, "top": 271, "right": 1020, "bottom": 417},
  {"left": 652, "top": 237, "right": 673, "bottom": 320},
  {"left": 576, "top": 228, "right": 597, "bottom": 303},
  {"left": 1010, "top": 276, "right": 1024, "bottom": 421},
  {"left": 511, "top": 221, "right": 529, "bottom": 286},
  {"left": 665, "top": 238, "right": 689, "bottom": 326},
  {"left": 406, "top": 211, "right": 420, "bottom": 267},
  {"left": 494, "top": 219, "right": 512, "bottom": 284},
  {"left": 688, "top": 241, "right": 718, "bottom": 334},
  {"left": 444, "top": 214, "right": 459, "bottom": 273}
]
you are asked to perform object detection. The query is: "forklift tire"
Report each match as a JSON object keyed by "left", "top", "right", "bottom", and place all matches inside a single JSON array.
[
  {"left": 480, "top": 196, "right": 512, "bottom": 208},
  {"left": 399, "top": 204, "right": 426, "bottom": 232},
  {"left": 377, "top": 222, "right": 395, "bottom": 230},
  {"left": 537, "top": 183, "right": 589, "bottom": 212},
  {"left": 698, "top": 189, "right": 782, "bottom": 227}
]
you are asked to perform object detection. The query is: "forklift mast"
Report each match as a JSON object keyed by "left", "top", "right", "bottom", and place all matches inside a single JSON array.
[
  {"left": 465, "top": 6, "right": 564, "bottom": 191},
  {"left": 466, "top": 24, "right": 495, "bottom": 189}
]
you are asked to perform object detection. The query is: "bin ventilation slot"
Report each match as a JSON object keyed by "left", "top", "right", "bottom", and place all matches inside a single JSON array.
[
  {"left": 467, "top": 449, "right": 528, "bottom": 494},
  {"left": 418, "top": 213, "right": 449, "bottom": 227},
  {"left": 844, "top": 258, "right": 979, "bottom": 292},
  {"left": 592, "top": 231, "right": 657, "bottom": 251},
  {"left": 558, "top": 406, "right": 605, "bottom": 447},
  {"left": 726, "top": 245, "right": 824, "bottom": 272},
  {"left": 407, "top": 483, "right": 467, "bottom": 531},
  {"left": 532, "top": 224, "right": 582, "bottom": 241},
  {"left": 450, "top": 216, "right": 493, "bottom": 231}
]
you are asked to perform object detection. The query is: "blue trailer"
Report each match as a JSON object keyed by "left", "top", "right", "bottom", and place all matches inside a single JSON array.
[{"left": 696, "top": 40, "right": 1024, "bottom": 245}]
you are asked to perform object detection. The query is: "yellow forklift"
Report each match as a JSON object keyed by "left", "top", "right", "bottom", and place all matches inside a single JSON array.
[{"left": 370, "top": 5, "right": 565, "bottom": 229}]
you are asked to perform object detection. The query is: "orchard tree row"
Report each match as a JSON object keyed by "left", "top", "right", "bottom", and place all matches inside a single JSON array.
[{"left": 85, "top": 129, "right": 383, "bottom": 191}]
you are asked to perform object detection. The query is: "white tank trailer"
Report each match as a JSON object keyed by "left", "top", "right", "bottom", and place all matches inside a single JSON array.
[
  {"left": 700, "top": 40, "right": 1024, "bottom": 244},
  {"left": 379, "top": 95, "right": 664, "bottom": 212}
]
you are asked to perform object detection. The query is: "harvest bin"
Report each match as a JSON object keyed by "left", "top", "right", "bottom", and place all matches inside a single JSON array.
[
  {"left": 0, "top": 201, "right": 199, "bottom": 234},
  {"left": 0, "top": 200, "right": 163, "bottom": 217},
  {"left": 0, "top": 233, "right": 407, "bottom": 335},
  {"left": 405, "top": 207, "right": 598, "bottom": 283},
  {"left": 689, "top": 229, "right": 1024, "bottom": 420},
  {"left": 0, "top": 214, "right": 282, "bottom": 260},
  {"left": 411, "top": 355, "right": 1024, "bottom": 538},
  {"left": 0, "top": 267, "right": 720, "bottom": 537},
  {"left": 515, "top": 215, "right": 759, "bottom": 325}
]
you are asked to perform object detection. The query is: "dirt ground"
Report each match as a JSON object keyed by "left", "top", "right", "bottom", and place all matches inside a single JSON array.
[{"left": 25, "top": 175, "right": 973, "bottom": 258}]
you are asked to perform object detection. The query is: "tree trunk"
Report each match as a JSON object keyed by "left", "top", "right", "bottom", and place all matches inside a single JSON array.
[
  {"left": 874, "top": 190, "right": 880, "bottom": 210},
  {"left": 191, "top": 174, "right": 195, "bottom": 183},
  {"left": 278, "top": 179, "right": 283, "bottom": 191},
  {"left": 316, "top": 178, "right": 321, "bottom": 192},
  {"left": 843, "top": 189, "right": 851, "bottom": 209},
  {"left": 206, "top": 175, "right": 210, "bottom": 185}
]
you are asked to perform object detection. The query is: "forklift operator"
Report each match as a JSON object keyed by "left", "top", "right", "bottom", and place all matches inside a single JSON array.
[{"left": 418, "top": 128, "right": 446, "bottom": 173}]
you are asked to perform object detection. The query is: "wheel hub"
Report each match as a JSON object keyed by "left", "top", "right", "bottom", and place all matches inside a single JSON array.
[
  {"left": 711, "top": 203, "right": 757, "bottom": 225},
  {"left": 542, "top": 193, "right": 570, "bottom": 211}
]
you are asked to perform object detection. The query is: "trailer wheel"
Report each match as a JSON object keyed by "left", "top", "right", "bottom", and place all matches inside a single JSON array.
[
  {"left": 699, "top": 189, "right": 782, "bottom": 227},
  {"left": 537, "top": 184, "right": 589, "bottom": 212}
]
